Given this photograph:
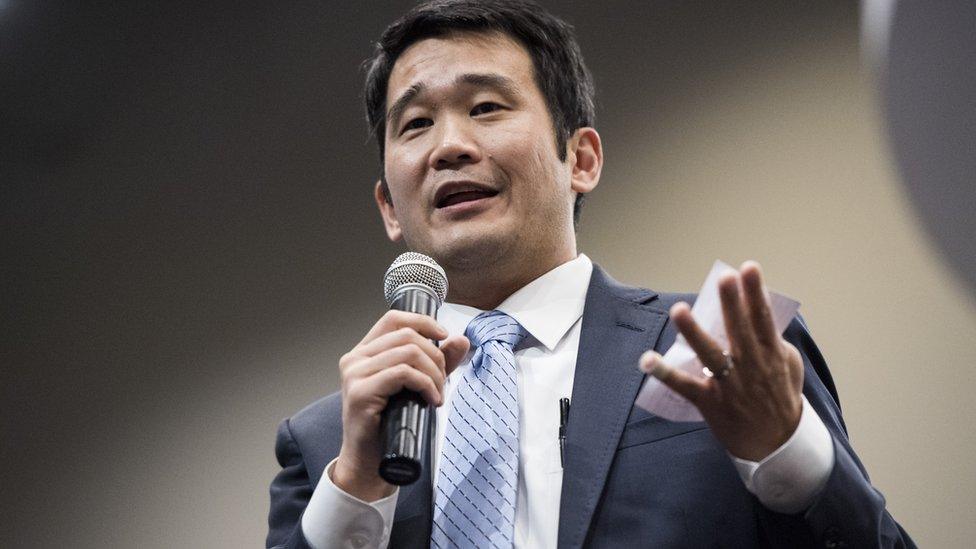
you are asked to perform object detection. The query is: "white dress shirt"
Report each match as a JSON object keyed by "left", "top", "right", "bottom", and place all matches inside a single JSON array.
[{"left": 301, "top": 255, "right": 835, "bottom": 549}]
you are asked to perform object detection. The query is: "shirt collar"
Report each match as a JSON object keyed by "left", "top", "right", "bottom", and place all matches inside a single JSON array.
[{"left": 437, "top": 254, "right": 593, "bottom": 351}]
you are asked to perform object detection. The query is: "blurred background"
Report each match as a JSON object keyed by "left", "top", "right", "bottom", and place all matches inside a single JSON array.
[{"left": 2, "top": 1, "right": 974, "bottom": 547}]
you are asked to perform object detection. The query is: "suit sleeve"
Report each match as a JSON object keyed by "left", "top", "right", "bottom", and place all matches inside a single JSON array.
[
  {"left": 267, "top": 418, "right": 315, "bottom": 549},
  {"left": 759, "top": 317, "right": 916, "bottom": 548}
]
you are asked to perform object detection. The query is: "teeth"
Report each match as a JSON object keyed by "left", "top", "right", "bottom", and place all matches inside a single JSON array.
[
  {"left": 436, "top": 184, "right": 495, "bottom": 207},
  {"left": 449, "top": 185, "right": 482, "bottom": 194},
  {"left": 438, "top": 188, "right": 497, "bottom": 208}
]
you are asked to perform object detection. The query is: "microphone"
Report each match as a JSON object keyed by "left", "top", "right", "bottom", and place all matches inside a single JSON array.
[{"left": 379, "top": 252, "right": 449, "bottom": 485}]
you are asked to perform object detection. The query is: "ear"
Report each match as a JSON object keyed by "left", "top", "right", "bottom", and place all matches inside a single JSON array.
[
  {"left": 374, "top": 179, "right": 403, "bottom": 242},
  {"left": 568, "top": 127, "right": 603, "bottom": 195}
]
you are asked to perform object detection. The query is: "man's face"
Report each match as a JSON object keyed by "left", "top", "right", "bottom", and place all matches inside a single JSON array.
[{"left": 376, "top": 31, "right": 598, "bottom": 280}]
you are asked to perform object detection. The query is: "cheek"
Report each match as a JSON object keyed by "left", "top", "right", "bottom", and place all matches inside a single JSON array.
[
  {"left": 520, "top": 140, "right": 568, "bottom": 190},
  {"left": 384, "top": 149, "right": 427, "bottom": 194},
  {"left": 492, "top": 130, "right": 550, "bottom": 178}
]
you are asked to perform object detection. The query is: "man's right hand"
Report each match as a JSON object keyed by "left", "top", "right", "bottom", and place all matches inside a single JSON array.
[{"left": 332, "top": 310, "right": 469, "bottom": 502}]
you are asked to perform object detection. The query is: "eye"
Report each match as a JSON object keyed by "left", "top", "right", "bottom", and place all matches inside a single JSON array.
[
  {"left": 401, "top": 117, "right": 432, "bottom": 134},
  {"left": 470, "top": 102, "right": 502, "bottom": 116}
]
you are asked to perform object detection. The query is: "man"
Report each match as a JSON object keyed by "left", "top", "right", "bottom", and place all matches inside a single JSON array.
[{"left": 267, "top": 1, "right": 914, "bottom": 547}]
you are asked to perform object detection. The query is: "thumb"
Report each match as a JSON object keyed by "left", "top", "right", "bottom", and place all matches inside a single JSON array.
[
  {"left": 639, "top": 351, "right": 708, "bottom": 404},
  {"left": 441, "top": 335, "right": 470, "bottom": 376}
]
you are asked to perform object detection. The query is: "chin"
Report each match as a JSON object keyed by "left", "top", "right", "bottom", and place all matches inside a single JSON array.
[{"left": 425, "top": 231, "right": 512, "bottom": 274}]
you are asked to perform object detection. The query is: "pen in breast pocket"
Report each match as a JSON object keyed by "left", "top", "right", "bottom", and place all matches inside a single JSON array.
[{"left": 558, "top": 397, "right": 570, "bottom": 468}]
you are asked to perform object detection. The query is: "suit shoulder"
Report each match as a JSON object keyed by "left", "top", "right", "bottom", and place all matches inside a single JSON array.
[
  {"left": 652, "top": 291, "right": 697, "bottom": 309},
  {"left": 288, "top": 391, "right": 343, "bottom": 442},
  {"left": 589, "top": 263, "right": 695, "bottom": 310}
]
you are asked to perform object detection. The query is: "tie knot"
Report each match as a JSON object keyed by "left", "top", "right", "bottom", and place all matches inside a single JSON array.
[{"left": 465, "top": 310, "right": 528, "bottom": 350}]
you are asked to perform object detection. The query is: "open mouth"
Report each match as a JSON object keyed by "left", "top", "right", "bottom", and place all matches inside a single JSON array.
[{"left": 434, "top": 183, "right": 499, "bottom": 209}]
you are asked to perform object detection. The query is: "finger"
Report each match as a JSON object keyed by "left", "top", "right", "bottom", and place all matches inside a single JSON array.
[
  {"left": 740, "top": 261, "right": 778, "bottom": 346},
  {"left": 440, "top": 335, "right": 470, "bottom": 377},
  {"left": 357, "top": 327, "right": 446, "bottom": 373},
  {"left": 717, "top": 271, "right": 759, "bottom": 360},
  {"left": 638, "top": 350, "right": 708, "bottom": 403},
  {"left": 353, "top": 363, "right": 442, "bottom": 406},
  {"left": 669, "top": 302, "right": 728, "bottom": 372},
  {"left": 359, "top": 310, "right": 448, "bottom": 345},
  {"left": 345, "top": 343, "right": 445, "bottom": 390}
]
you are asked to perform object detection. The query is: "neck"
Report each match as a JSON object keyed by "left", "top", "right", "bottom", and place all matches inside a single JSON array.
[{"left": 445, "top": 251, "right": 577, "bottom": 310}]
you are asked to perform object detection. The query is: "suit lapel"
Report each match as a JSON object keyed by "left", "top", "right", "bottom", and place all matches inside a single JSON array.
[{"left": 557, "top": 265, "right": 670, "bottom": 549}]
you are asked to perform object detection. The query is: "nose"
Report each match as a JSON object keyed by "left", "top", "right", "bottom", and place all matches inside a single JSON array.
[{"left": 429, "top": 118, "right": 482, "bottom": 170}]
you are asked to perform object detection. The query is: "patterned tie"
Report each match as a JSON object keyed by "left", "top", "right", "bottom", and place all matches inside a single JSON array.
[{"left": 432, "top": 311, "right": 528, "bottom": 548}]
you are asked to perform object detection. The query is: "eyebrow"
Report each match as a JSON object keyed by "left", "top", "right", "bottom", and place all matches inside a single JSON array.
[{"left": 386, "top": 72, "right": 521, "bottom": 133}]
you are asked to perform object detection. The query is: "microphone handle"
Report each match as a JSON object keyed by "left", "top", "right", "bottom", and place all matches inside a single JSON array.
[{"left": 379, "top": 286, "right": 439, "bottom": 485}]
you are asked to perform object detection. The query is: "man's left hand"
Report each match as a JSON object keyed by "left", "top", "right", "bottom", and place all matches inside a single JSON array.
[{"left": 642, "top": 261, "right": 804, "bottom": 461}]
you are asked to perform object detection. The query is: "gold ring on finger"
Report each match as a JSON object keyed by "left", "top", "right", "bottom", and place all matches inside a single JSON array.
[{"left": 703, "top": 349, "right": 735, "bottom": 379}]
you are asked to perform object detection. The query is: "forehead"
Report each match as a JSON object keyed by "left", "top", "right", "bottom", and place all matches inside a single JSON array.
[{"left": 387, "top": 31, "right": 537, "bottom": 103}]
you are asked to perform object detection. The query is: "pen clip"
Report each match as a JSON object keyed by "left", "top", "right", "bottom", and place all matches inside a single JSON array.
[
  {"left": 558, "top": 397, "right": 570, "bottom": 468},
  {"left": 559, "top": 397, "right": 570, "bottom": 433}
]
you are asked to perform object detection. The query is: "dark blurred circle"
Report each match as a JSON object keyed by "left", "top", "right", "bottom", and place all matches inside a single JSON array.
[{"left": 883, "top": 0, "right": 976, "bottom": 292}]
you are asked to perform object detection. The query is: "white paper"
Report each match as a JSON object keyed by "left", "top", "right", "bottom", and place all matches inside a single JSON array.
[{"left": 634, "top": 260, "right": 800, "bottom": 422}]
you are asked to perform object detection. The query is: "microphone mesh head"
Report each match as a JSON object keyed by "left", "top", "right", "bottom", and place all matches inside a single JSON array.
[{"left": 383, "top": 252, "right": 448, "bottom": 306}]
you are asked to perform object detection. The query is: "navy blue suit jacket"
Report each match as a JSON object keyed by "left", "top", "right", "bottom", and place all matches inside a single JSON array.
[{"left": 267, "top": 265, "right": 914, "bottom": 548}]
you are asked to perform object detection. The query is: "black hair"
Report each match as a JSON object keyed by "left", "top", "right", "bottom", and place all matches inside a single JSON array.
[{"left": 363, "top": 0, "right": 596, "bottom": 223}]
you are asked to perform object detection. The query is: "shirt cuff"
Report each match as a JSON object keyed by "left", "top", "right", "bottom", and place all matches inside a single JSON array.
[
  {"left": 730, "top": 395, "right": 835, "bottom": 514},
  {"left": 301, "top": 458, "right": 399, "bottom": 549}
]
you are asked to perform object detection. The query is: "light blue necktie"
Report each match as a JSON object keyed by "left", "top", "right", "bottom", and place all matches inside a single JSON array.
[{"left": 432, "top": 311, "right": 527, "bottom": 548}]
